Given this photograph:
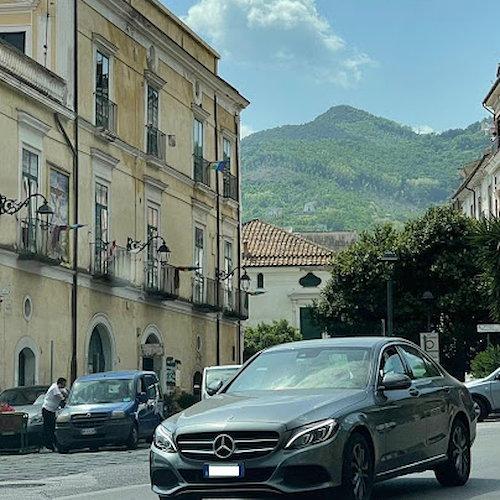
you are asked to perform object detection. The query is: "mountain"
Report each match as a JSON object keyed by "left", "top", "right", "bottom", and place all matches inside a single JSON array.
[{"left": 241, "top": 105, "right": 489, "bottom": 231}]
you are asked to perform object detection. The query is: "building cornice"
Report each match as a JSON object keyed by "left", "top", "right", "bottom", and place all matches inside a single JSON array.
[{"left": 0, "top": 0, "right": 40, "bottom": 13}]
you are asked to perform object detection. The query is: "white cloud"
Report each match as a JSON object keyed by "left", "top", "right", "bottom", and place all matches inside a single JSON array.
[
  {"left": 183, "top": 0, "right": 373, "bottom": 87},
  {"left": 240, "top": 123, "right": 256, "bottom": 138},
  {"left": 412, "top": 125, "right": 435, "bottom": 135}
]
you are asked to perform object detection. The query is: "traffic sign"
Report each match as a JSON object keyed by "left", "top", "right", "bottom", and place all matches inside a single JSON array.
[
  {"left": 477, "top": 324, "right": 500, "bottom": 333},
  {"left": 420, "top": 331, "right": 440, "bottom": 364}
]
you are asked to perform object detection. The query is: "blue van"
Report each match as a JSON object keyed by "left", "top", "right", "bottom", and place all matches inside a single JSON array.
[{"left": 55, "top": 370, "right": 163, "bottom": 452}]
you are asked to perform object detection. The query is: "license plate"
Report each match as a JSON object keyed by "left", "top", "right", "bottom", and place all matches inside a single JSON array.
[
  {"left": 81, "top": 428, "right": 97, "bottom": 436},
  {"left": 203, "top": 464, "right": 244, "bottom": 478}
]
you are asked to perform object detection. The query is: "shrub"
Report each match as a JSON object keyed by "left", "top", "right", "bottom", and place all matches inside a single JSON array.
[
  {"left": 470, "top": 345, "right": 500, "bottom": 378},
  {"left": 163, "top": 388, "right": 200, "bottom": 418}
]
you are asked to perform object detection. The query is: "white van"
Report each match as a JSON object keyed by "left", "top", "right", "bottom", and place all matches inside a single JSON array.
[{"left": 201, "top": 364, "right": 241, "bottom": 400}]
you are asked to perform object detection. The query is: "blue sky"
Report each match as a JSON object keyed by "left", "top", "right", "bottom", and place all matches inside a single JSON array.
[{"left": 162, "top": 0, "right": 500, "bottom": 138}]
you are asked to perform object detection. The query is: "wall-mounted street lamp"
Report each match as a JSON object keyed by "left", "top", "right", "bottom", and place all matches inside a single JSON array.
[
  {"left": 381, "top": 250, "right": 398, "bottom": 337},
  {"left": 0, "top": 192, "right": 54, "bottom": 217},
  {"left": 217, "top": 266, "right": 251, "bottom": 292},
  {"left": 126, "top": 235, "right": 171, "bottom": 264}
]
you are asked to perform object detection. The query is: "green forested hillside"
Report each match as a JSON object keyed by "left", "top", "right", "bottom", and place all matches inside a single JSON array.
[{"left": 241, "top": 105, "right": 489, "bottom": 231}]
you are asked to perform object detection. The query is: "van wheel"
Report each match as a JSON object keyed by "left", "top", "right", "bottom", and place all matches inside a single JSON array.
[
  {"left": 473, "top": 397, "right": 488, "bottom": 422},
  {"left": 126, "top": 424, "right": 139, "bottom": 450}
]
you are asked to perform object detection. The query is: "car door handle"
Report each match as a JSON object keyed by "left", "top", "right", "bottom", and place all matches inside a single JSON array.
[{"left": 409, "top": 388, "right": 420, "bottom": 397}]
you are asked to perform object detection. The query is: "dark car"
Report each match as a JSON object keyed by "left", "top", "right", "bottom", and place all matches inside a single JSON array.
[
  {"left": 55, "top": 370, "right": 163, "bottom": 452},
  {"left": 150, "top": 337, "right": 476, "bottom": 500},
  {"left": 465, "top": 366, "right": 500, "bottom": 421},
  {"left": 0, "top": 385, "right": 49, "bottom": 446}
]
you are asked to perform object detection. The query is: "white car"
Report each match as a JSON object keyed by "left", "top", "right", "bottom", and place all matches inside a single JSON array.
[
  {"left": 201, "top": 365, "right": 241, "bottom": 400},
  {"left": 465, "top": 366, "right": 500, "bottom": 421}
]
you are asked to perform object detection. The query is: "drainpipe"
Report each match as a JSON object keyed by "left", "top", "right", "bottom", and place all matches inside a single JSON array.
[
  {"left": 464, "top": 186, "right": 476, "bottom": 218},
  {"left": 214, "top": 94, "right": 220, "bottom": 366},
  {"left": 234, "top": 111, "right": 242, "bottom": 365}
]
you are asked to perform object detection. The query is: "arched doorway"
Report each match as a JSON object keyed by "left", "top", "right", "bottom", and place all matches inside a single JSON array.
[
  {"left": 18, "top": 347, "right": 36, "bottom": 386},
  {"left": 140, "top": 326, "right": 165, "bottom": 392},
  {"left": 88, "top": 324, "right": 113, "bottom": 373}
]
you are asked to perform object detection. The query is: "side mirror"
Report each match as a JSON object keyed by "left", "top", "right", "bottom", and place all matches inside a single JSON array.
[
  {"left": 379, "top": 373, "right": 412, "bottom": 392},
  {"left": 138, "top": 392, "right": 148, "bottom": 404},
  {"left": 206, "top": 379, "right": 224, "bottom": 397}
]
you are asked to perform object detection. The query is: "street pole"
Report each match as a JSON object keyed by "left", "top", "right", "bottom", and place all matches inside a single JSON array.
[{"left": 387, "top": 275, "right": 393, "bottom": 337}]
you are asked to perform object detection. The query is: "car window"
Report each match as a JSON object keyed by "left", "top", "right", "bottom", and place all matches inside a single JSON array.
[
  {"left": 379, "top": 347, "right": 405, "bottom": 380},
  {"left": 399, "top": 345, "right": 441, "bottom": 379},
  {"left": 68, "top": 379, "right": 134, "bottom": 404}
]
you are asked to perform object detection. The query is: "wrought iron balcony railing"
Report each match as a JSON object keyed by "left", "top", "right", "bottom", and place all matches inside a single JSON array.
[
  {"left": 92, "top": 241, "right": 131, "bottom": 285},
  {"left": 146, "top": 125, "right": 166, "bottom": 162},
  {"left": 223, "top": 171, "right": 238, "bottom": 201},
  {"left": 145, "top": 262, "right": 179, "bottom": 300},
  {"left": 95, "top": 92, "right": 117, "bottom": 133},
  {"left": 223, "top": 287, "right": 249, "bottom": 320},
  {"left": 192, "top": 275, "right": 221, "bottom": 311},
  {"left": 193, "top": 157, "right": 211, "bottom": 188},
  {"left": 18, "top": 218, "right": 67, "bottom": 265}
]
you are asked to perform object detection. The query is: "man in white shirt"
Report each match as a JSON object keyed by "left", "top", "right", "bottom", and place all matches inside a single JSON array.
[{"left": 42, "top": 377, "right": 68, "bottom": 451}]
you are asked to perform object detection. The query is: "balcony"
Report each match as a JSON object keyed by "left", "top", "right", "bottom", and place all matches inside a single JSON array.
[
  {"left": 92, "top": 242, "right": 131, "bottom": 286},
  {"left": 146, "top": 125, "right": 166, "bottom": 165},
  {"left": 192, "top": 275, "right": 221, "bottom": 312},
  {"left": 223, "top": 171, "right": 238, "bottom": 201},
  {"left": 18, "top": 218, "right": 67, "bottom": 265},
  {"left": 193, "top": 157, "right": 211, "bottom": 188},
  {"left": 223, "top": 287, "right": 249, "bottom": 320},
  {"left": 95, "top": 92, "right": 117, "bottom": 139},
  {"left": 0, "top": 37, "right": 67, "bottom": 106},
  {"left": 145, "top": 262, "right": 179, "bottom": 300}
]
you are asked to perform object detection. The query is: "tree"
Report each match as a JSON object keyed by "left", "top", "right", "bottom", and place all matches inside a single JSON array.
[
  {"left": 243, "top": 320, "right": 302, "bottom": 361},
  {"left": 316, "top": 206, "right": 489, "bottom": 379}
]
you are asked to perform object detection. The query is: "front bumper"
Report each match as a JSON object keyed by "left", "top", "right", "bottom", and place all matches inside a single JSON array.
[
  {"left": 56, "top": 420, "right": 132, "bottom": 448},
  {"left": 150, "top": 434, "right": 345, "bottom": 498}
]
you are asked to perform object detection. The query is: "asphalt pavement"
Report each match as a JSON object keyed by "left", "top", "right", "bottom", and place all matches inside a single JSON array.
[{"left": 0, "top": 417, "right": 499, "bottom": 500}]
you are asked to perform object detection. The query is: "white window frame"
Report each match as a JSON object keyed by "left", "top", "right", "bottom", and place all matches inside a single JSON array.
[
  {"left": 92, "top": 34, "right": 117, "bottom": 125},
  {"left": 0, "top": 24, "right": 32, "bottom": 57}
]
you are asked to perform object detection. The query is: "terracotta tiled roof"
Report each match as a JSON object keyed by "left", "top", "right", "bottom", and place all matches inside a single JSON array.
[{"left": 242, "top": 219, "right": 333, "bottom": 267}]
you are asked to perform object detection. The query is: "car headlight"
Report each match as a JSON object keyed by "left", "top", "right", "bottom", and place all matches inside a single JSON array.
[
  {"left": 285, "top": 418, "right": 338, "bottom": 450},
  {"left": 29, "top": 414, "right": 43, "bottom": 425},
  {"left": 153, "top": 425, "right": 177, "bottom": 453},
  {"left": 111, "top": 410, "right": 126, "bottom": 419},
  {"left": 56, "top": 412, "right": 70, "bottom": 424}
]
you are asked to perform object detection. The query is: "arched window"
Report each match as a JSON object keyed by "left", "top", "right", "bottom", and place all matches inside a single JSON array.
[
  {"left": 88, "top": 325, "right": 113, "bottom": 373},
  {"left": 257, "top": 273, "right": 264, "bottom": 289}
]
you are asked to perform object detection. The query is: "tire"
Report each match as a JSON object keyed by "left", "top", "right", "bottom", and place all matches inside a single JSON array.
[
  {"left": 434, "top": 419, "right": 471, "bottom": 487},
  {"left": 340, "top": 433, "right": 374, "bottom": 500},
  {"left": 126, "top": 424, "right": 139, "bottom": 450},
  {"left": 473, "top": 397, "right": 488, "bottom": 422}
]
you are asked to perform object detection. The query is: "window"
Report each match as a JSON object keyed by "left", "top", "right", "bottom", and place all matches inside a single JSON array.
[
  {"left": 223, "top": 138, "right": 232, "bottom": 172},
  {"left": 96, "top": 51, "right": 110, "bottom": 97},
  {"left": 94, "top": 182, "right": 109, "bottom": 275},
  {"left": 21, "top": 149, "right": 39, "bottom": 251},
  {"left": 0, "top": 32, "right": 25, "bottom": 53},
  {"left": 224, "top": 241, "right": 234, "bottom": 308},
  {"left": 146, "top": 206, "right": 159, "bottom": 288},
  {"left": 194, "top": 227, "right": 205, "bottom": 303},
  {"left": 193, "top": 119, "right": 208, "bottom": 184},
  {"left": 399, "top": 345, "right": 441, "bottom": 379},
  {"left": 146, "top": 86, "right": 161, "bottom": 157},
  {"left": 95, "top": 51, "right": 115, "bottom": 130},
  {"left": 379, "top": 346, "right": 405, "bottom": 380},
  {"left": 257, "top": 273, "right": 264, "bottom": 289}
]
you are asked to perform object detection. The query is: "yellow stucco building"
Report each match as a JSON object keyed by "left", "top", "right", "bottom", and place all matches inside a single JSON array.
[{"left": 0, "top": 0, "right": 249, "bottom": 395}]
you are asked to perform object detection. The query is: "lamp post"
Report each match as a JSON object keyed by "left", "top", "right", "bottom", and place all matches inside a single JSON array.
[
  {"left": 381, "top": 251, "right": 398, "bottom": 337},
  {"left": 216, "top": 267, "right": 251, "bottom": 292},
  {"left": 422, "top": 290, "right": 434, "bottom": 331},
  {"left": 0, "top": 192, "right": 54, "bottom": 217}
]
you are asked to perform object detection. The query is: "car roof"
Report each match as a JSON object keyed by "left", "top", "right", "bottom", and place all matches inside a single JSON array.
[
  {"left": 204, "top": 365, "right": 241, "bottom": 371},
  {"left": 264, "top": 336, "right": 408, "bottom": 352},
  {"left": 0, "top": 385, "right": 49, "bottom": 394},
  {"left": 75, "top": 370, "right": 157, "bottom": 382}
]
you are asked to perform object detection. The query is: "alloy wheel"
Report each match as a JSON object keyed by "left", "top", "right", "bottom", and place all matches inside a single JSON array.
[{"left": 350, "top": 441, "right": 370, "bottom": 500}]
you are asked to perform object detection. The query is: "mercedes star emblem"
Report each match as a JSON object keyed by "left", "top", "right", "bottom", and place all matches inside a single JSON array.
[{"left": 213, "top": 433, "right": 235, "bottom": 459}]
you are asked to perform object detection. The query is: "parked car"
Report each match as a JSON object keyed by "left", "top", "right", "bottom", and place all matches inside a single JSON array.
[
  {"left": 201, "top": 365, "right": 241, "bottom": 400},
  {"left": 0, "top": 385, "right": 49, "bottom": 446},
  {"left": 55, "top": 370, "right": 162, "bottom": 452},
  {"left": 465, "top": 366, "right": 500, "bottom": 421},
  {"left": 151, "top": 337, "right": 476, "bottom": 500}
]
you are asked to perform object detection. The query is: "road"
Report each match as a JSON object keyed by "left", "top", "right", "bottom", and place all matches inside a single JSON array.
[{"left": 0, "top": 418, "right": 499, "bottom": 500}]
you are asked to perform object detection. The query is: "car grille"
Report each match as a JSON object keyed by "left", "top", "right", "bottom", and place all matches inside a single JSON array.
[
  {"left": 71, "top": 412, "right": 108, "bottom": 429},
  {"left": 177, "top": 431, "right": 280, "bottom": 461}
]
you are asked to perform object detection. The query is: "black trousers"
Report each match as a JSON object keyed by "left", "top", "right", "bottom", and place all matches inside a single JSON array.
[{"left": 42, "top": 408, "right": 56, "bottom": 450}]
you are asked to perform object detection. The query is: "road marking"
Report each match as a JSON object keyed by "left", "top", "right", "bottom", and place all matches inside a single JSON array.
[{"left": 57, "top": 483, "right": 156, "bottom": 499}]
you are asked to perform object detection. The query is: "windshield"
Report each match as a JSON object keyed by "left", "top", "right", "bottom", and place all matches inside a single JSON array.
[
  {"left": 68, "top": 379, "right": 134, "bottom": 405},
  {"left": 227, "top": 347, "right": 371, "bottom": 392},
  {"left": 205, "top": 367, "right": 240, "bottom": 388}
]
